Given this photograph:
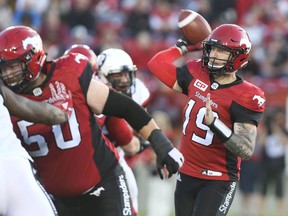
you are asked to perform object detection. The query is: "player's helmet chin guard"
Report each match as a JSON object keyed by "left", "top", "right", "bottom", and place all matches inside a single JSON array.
[
  {"left": 64, "top": 44, "right": 98, "bottom": 73},
  {"left": 201, "top": 24, "right": 252, "bottom": 75},
  {"left": 97, "top": 48, "right": 136, "bottom": 96},
  {"left": 0, "top": 26, "right": 47, "bottom": 93}
]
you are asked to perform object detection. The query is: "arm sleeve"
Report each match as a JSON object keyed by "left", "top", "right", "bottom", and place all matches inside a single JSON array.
[
  {"left": 147, "top": 47, "right": 181, "bottom": 88},
  {"left": 102, "top": 89, "right": 152, "bottom": 132}
]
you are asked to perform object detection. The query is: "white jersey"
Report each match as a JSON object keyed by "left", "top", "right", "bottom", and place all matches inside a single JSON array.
[
  {"left": 0, "top": 93, "right": 57, "bottom": 215},
  {"left": 0, "top": 94, "right": 32, "bottom": 160},
  {"left": 131, "top": 78, "right": 150, "bottom": 106}
]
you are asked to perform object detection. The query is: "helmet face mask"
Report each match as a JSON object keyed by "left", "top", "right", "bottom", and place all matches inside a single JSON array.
[
  {"left": 204, "top": 43, "right": 234, "bottom": 74},
  {"left": 0, "top": 59, "right": 26, "bottom": 88},
  {"left": 97, "top": 48, "right": 137, "bottom": 96},
  {"left": 0, "top": 26, "right": 46, "bottom": 93},
  {"left": 106, "top": 66, "right": 136, "bottom": 95},
  {"left": 201, "top": 24, "right": 252, "bottom": 76}
]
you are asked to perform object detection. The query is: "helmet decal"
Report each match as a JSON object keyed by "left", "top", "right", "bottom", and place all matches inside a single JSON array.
[
  {"left": 97, "top": 53, "right": 107, "bottom": 70},
  {"left": 22, "top": 35, "right": 42, "bottom": 51},
  {"left": 240, "top": 37, "right": 251, "bottom": 52}
]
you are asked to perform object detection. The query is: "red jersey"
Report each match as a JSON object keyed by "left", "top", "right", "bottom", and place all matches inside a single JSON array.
[
  {"left": 11, "top": 54, "right": 119, "bottom": 197},
  {"left": 148, "top": 47, "right": 265, "bottom": 181},
  {"left": 96, "top": 114, "right": 134, "bottom": 147},
  {"left": 94, "top": 75, "right": 134, "bottom": 147}
]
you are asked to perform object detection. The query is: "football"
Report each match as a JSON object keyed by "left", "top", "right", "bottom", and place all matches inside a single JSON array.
[{"left": 178, "top": 9, "right": 212, "bottom": 44}]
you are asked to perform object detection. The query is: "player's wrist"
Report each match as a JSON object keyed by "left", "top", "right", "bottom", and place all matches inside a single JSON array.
[
  {"left": 175, "top": 39, "right": 189, "bottom": 55},
  {"left": 148, "top": 129, "right": 173, "bottom": 158},
  {"left": 208, "top": 117, "right": 232, "bottom": 143},
  {"left": 175, "top": 39, "right": 202, "bottom": 55},
  {"left": 137, "top": 136, "right": 150, "bottom": 154}
]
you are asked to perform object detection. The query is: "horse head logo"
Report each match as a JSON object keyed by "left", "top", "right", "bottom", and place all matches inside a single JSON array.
[{"left": 253, "top": 95, "right": 265, "bottom": 107}]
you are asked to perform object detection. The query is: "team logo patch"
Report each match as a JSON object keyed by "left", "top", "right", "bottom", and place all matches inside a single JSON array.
[
  {"left": 89, "top": 187, "right": 105, "bottom": 197},
  {"left": 176, "top": 173, "right": 182, "bottom": 182},
  {"left": 201, "top": 170, "right": 222, "bottom": 176},
  {"left": 74, "top": 53, "right": 87, "bottom": 64},
  {"left": 253, "top": 95, "right": 265, "bottom": 106},
  {"left": 194, "top": 79, "right": 208, "bottom": 91},
  {"left": 211, "top": 82, "right": 219, "bottom": 90},
  {"left": 32, "top": 87, "right": 42, "bottom": 96}
]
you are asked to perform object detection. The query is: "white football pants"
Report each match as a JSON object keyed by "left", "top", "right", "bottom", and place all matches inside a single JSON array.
[{"left": 0, "top": 156, "right": 58, "bottom": 216}]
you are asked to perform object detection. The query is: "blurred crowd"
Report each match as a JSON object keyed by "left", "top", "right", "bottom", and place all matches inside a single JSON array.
[
  {"left": 2, "top": 0, "right": 288, "bottom": 122},
  {"left": 3, "top": 0, "right": 288, "bottom": 215}
]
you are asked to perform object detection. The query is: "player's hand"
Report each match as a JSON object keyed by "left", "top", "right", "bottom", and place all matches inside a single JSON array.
[
  {"left": 157, "top": 148, "right": 184, "bottom": 179},
  {"left": 205, "top": 93, "right": 214, "bottom": 125},
  {"left": 175, "top": 38, "right": 202, "bottom": 55},
  {"left": 137, "top": 136, "right": 150, "bottom": 154},
  {"left": 148, "top": 129, "right": 184, "bottom": 179},
  {"left": 49, "top": 81, "right": 73, "bottom": 118}
]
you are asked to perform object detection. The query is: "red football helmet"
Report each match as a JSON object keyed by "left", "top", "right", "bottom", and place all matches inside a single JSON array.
[
  {"left": 201, "top": 24, "right": 252, "bottom": 75},
  {"left": 64, "top": 44, "right": 98, "bottom": 73},
  {"left": 0, "top": 26, "right": 47, "bottom": 92}
]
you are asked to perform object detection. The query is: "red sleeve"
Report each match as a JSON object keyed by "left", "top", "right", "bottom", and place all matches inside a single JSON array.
[
  {"left": 147, "top": 47, "right": 182, "bottom": 88},
  {"left": 106, "top": 117, "right": 133, "bottom": 147}
]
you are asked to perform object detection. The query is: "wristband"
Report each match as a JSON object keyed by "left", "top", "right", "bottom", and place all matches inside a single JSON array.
[
  {"left": 208, "top": 117, "right": 232, "bottom": 143},
  {"left": 148, "top": 129, "right": 173, "bottom": 158}
]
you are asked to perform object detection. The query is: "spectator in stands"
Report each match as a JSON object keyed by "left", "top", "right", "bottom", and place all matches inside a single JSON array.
[
  {"left": 257, "top": 107, "right": 287, "bottom": 216},
  {"left": 124, "top": 0, "right": 152, "bottom": 37},
  {"left": 61, "top": 0, "right": 96, "bottom": 34},
  {"left": 13, "top": 0, "right": 42, "bottom": 30},
  {"left": 0, "top": 0, "right": 13, "bottom": 31}
]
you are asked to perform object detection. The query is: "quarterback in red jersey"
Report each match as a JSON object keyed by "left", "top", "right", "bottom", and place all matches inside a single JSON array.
[
  {"left": 0, "top": 26, "right": 184, "bottom": 216},
  {"left": 148, "top": 24, "right": 265, "bottom": 216}
]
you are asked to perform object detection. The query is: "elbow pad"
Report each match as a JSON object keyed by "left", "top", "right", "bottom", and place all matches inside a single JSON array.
[{"left": 102, "top": 89, "right": 152, "bottom": 132}]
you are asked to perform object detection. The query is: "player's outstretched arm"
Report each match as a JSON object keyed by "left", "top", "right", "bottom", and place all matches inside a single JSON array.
[
  {"left": 147, "top": 39, "right": 201, "bottom": 91},
  {"left": 1, "top": 84, "right": 68, "bottom": 125},
  {"left": 87, "top": 79, "right": 184, "bottom": 179}
]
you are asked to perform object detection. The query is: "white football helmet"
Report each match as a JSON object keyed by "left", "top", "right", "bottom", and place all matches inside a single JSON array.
[{"left": 97, "top": 48, "right": 137, "bottom": 96}]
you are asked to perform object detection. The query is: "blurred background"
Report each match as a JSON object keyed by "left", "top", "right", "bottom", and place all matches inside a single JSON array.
[{"left": 4, "top": 0, "right": 288, "bottom": 215}]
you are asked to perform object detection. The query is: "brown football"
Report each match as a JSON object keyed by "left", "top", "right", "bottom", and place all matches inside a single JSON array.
[{"left": 178, "top": 9, "right": 212, "bottom": 44}]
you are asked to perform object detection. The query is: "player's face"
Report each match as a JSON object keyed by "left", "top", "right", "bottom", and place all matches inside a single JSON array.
[
  {"left": 109, "top": 72, "right": 131, "bottom": 91},
  {"left": 0, "top": 61, "right": 24, "bottom": 87},
  {"left": 208, "top": 46, "right": 231, "bottom": 69}
]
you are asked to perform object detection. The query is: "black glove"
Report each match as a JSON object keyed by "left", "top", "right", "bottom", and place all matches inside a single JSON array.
[
  {"left": 137, "top": 136, "right": 150, "bottom": 154},
  {"left": 148, "top": 129, "right": 184, "bottom": 179},
  {"left": 175, "top": 39, "right": 202, "bottom": 54}
]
